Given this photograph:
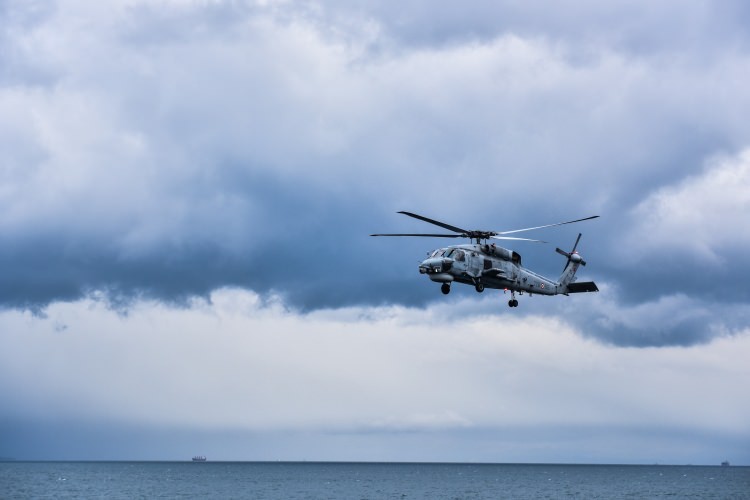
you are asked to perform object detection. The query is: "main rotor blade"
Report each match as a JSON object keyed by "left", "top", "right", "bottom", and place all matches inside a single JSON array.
[
  {"left": 491, "top": 236, "right": 547, "bottom": 243},
  {"left": 397, "top": 211, "right": 470, "bottom": 235},
  {"left": 370, "top": 233, "right": 464, "bottom": 238},
  {"left": 497, "top": 215, "right": 599, "bottom": 235}
]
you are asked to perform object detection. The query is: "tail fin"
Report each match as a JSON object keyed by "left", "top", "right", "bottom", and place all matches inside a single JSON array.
[
  {"left": 556, "top": 233, "right": 586, "bottom": 289},
  {"left": 558, "top": 256, "right": 582, "bottom": 288}
]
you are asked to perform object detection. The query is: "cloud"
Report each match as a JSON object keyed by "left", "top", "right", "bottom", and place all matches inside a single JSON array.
[
  {"left": 3, "top": 0, "right": 750, "bottom": 466},
  {"left": 573, "top": 149, "right": 750, "bottom": 345},
  {"left": 1, "top": 0, "right": 750, "bottom": 351},
  {"left": 0, "top": 289, "right": 748, "bottom": 460},
  {"left": 625, "top": 149, "right": 750, "bottom": 264},
  {"left": 555, "top": 284, "right": 750, "bottom": 347}
]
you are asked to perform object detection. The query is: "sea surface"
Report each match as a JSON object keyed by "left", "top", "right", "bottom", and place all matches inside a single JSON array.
[{"left": 1, "top": 461, "right": 748, "bottom": 499}]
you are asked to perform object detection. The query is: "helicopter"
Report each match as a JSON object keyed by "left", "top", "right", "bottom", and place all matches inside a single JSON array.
[{"left": 371, "top": 211, "right": 599, "bottom": 307}]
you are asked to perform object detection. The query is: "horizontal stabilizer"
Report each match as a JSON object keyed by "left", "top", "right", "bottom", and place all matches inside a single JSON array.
[{"left": 567, "top": 281, "right": 599, "bottom": 293}]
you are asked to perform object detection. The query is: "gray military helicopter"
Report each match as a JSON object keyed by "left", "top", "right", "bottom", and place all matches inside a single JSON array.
[{"left": 372, "top": 211, "right": 599, "bottom": 307}]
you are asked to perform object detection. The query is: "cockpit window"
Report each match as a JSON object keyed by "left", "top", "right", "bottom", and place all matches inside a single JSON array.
[
  {"left": 445, "top": 249, "right": 455, "bottom": 258},
  {"left": 455, "top": 250, "right": 465, "bottom": 261},
  {"left": 430, "top": 249, "right": 445, "bottom": 258}
]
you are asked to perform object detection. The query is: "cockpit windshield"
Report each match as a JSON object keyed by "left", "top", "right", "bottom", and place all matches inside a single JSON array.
[{"left": 432, "top": 248, "right": 466, "bottom": 261}]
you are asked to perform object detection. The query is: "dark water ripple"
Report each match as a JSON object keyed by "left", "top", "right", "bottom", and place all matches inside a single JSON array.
[{"left": 1, "top": 462, "right": 748, "bottom": 499}]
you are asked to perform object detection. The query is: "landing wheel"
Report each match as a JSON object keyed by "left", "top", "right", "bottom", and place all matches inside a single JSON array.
[
  {"left": 441, "top": 283, "right": 451, "bottom": 295},
  {"left": 475, "top": 283, "right": 484, "bottom": 293},
  {"left": 508, "top": 299, "right": 518, "bottom": 308}
]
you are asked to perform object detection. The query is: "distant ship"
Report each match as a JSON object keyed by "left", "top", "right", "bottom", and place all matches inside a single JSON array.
[
  {"left": 721, "top": 460, "right": 730, "bottom": 467},
  {"left": 192, "top": 456, "right": 207, "bottom": 462}
]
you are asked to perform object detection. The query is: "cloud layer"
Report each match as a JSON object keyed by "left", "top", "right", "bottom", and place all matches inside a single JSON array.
[
  {"left": 3, "top": 1, "right": 750, "bottom": 463},
  {"left": 1, "top": 289, "right": 748, "bottom": 461},
  {"left": 2, "top": 1, "right": 750, "bottom": 348}
]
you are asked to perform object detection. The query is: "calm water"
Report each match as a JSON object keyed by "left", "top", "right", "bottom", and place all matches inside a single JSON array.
[{"left": 1, "top": 462, "right": 748, "bottom": 499}]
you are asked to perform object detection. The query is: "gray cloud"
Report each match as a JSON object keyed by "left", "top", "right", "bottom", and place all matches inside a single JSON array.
[
  {"left": 1, "top": 0, "right": 750, "bottom": 345},
  {"left": 319, "top": 0, "right": 750, "bottom": 56}
]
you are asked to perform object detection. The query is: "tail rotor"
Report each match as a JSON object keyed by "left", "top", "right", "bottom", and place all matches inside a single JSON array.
[{"left": 556, "top": 233, "right": 586, "bottom": 271}]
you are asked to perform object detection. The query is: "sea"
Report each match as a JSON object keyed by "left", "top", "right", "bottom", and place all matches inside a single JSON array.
[{"left": 1, "top": 462, "right": 748, "bottom": 499}]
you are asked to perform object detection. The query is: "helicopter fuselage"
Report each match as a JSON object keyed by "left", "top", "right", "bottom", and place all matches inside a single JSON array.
[
  {"left": 371, "top": 210, "right": 598, "bottom": 307},
  {"left": 419, "top": 243, "right": 563, "bottom": 296}
]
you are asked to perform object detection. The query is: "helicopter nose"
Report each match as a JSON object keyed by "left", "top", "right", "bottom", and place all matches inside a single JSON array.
[{"left": 419, "top": 258, "right": 452, "bottom": 274}]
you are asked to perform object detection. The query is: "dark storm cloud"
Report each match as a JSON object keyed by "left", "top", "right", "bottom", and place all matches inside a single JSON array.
[
  {"left": 0, "top": 174, "right": 431, "bottom": 311},
  {"left": 1, "top": 0, "right": 750, "bottom": 346},
  {"left": 552, "top": 290, "right": 750, "bottom": 348}
]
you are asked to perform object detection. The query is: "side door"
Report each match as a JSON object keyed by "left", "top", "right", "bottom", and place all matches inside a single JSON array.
[
  {"left": 468, "top": 251, "right": 482, "bottom": 277},
  {"left": 450, "top": 249, "right": 468, "bottom": 274},
  {"left": 509, "top": 261, "right": 519, "bottom": 281}
]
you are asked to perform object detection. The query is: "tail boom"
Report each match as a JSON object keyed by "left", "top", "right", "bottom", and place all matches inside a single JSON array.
[{"left": 556, "top": 233, "right": 598, "bottom": 295}]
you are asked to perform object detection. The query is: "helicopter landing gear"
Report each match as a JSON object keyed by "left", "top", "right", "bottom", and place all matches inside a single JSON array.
[
  {"left": 507, "top": 290, "right": 519, "bottom": 307},
  {"left": 441, "top": 283, "right": 451, "bottom": 295},
  {"left": 475, "top": 282, "right": 484, "bottom": 293}
]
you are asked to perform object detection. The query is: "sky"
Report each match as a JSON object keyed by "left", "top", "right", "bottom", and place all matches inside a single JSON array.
[{"left": 1, "top": 0, "right": 749, "bottom": 464}]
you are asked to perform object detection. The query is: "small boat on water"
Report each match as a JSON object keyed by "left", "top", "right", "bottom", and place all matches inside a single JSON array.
[
  {"left": 192, "top": 456, "right": 207, "bottom": 462},
  {"left": 721, "top": 461, "right": 730, "bottom": 467}
]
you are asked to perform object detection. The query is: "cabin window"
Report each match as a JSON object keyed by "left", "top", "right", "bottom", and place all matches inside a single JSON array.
[
  {"left": 455, "top": 250, "right": 465, "bottom": 262},
  {"left": 483, "top": 259, "right": 493, "bottom": 270}
]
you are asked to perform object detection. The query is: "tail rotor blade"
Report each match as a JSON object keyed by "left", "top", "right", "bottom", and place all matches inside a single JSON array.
[
  {"left": 571, "top": 233, "right": 582, "bottom": 253},
  {"left": 556, "top": 248, "right": 569, "bottom": 273}
]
